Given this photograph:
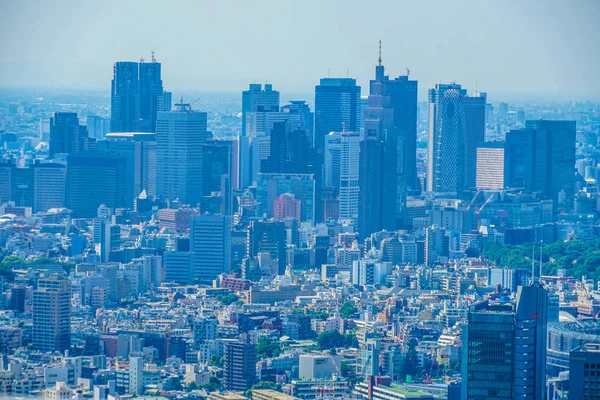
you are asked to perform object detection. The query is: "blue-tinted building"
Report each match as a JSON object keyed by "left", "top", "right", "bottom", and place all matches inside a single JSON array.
[{"left": 314, "top": 78, "right": 361, "bottom": 152}]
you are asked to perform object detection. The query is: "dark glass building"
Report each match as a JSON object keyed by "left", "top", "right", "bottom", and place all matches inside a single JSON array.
[
  {"left": 223, "top": 340, "right": 257, "bottom": 391},
  {"left": 66, "top": 150, "right": 127, "bottom": 217},
  {"left": 110, "top": 59, "right": 164, "bottom": 133},
  {"left": 49, "top": 112, "right": 91, "bottom": 157},
  {"left": 241, "top": 83, "right": 280, "bottom": 137},
  {"left": 247, "top": 220, "right": 287, "bottom": 275}
]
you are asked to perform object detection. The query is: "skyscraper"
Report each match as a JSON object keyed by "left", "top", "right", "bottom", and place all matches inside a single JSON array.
[
  {"left": 93, "top": 218, "right": 121, "bottom": 263},
  {"left": 247, "top": 220, "right": 287, "bottom": 275},
  {"left": 427, "top": 84, "right": 485, "bottom": 195},
  {"left": 110, "top": 57, "right": 164, "bottom": 133},
  {"left": 156, "top": 103, "right": 208, "bottom": 205},
  {"left": 101, "top": 132, "right": 157, "bottom": 205},
  {"left": 190, "top": 214, "right": 232, "bottom": 282},
  {"left": 324, "top": 131, "right": 361, "bottom": 221},
  {"left": 475, "top": 142, "right": 506, "bottom": 190},
  {"left": 358, "top": 53, "right": 418, "bottom": 237},
  {"left": 32, "top": 276, "right": 71, "bottom": 352},
  {"left": 525, "top": 120, "right": 576, "bottom": 210},
  {"left": 256, "top": 173, "right": 316, "bottom": 223},
  {"left": 49, "top": 112, "right": 90, "bottom": 157},
  {"left": 223, "top": 340, "right": 257, "bottom": 391},
  {"left": 425, "top": 225, "right": 449, "bottom": 265},
  {"left": 86, "top": 116, "right": 110, "bottom": 140},
  {"left": 32, "top": 161, "right": 66, "bottom": 213},
  {"left": 314, "top": 78, "right": 361, "bottom": 152},
  {"left": 66, "top": 150, "right": 127, "bottom": 218},
  {"left": 202, "top": 139, "right": 233, "bottom": 197},
  {"left": 461, "top": 282, "right": 548, "bottom": 400},
  {"left": 241, "top": 83, "right": 280, "bottom": 137},
  {"left": 569, "top": 343, "right": 600, "bottom": 400}
]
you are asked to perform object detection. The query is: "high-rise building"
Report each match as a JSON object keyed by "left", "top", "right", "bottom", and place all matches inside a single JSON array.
[
  {"left": 129, "top": 356, "right": 143, "bottom": 395},
  {"left": 110, "top": 58, "right": 164, "bottom": 133},
  {"left": 193, "top": 317, "right": 217, "bottom": 349},
  {"left": 475, "top": 142, "right": 506, "bottom": 190},
  {"left": 86, "top": 116, "right": 110, "bottom": 140},
  {"left": 282, "top": 100, "right": 314, "bottom": 142},
  {"left": 49, "top": 112, "right": 91, "bottom": 157},
  {"left": 190, "top": 215, "right": 232, "bottom": 282},
  {"left": 324, "top": 131, "right": 360, "bottom": 221},
  {"left": 32, "top": 276, "right": 71, "bottom": 352},
  {"left": 314, "top": 78, "right": 361, "bottom": 152},
  {"left": 273, "top": 193, "right": 301, "bottom": 221},
  {"left": 202, "top": 139, "right": 233, "bottom": 197},
  {"left": 156, "top": 103, "right": 208, "bottom": 205},
  {"left": 32, "top": 161, "right": 66, "bottom": 213},
  {"left": 569, "top": 343, "right": 600, "bottom": 400},
  {"left": 223, "top": 340, "right": 257, "bottom": 391},
  {"left": 256, "top": 173, "right": 315, "bottom": 223},
  {"left": 361, "top": 339, "right": 381, "bottom": 378},
  {"left": 461, "top": 282, "right": 548, "bottom": 400},
  {"left": 425, "top": 225, "right": 449, "bottom": 265},
  {"left": 525, "top": 120, "right": 576, "bottom": 210},
  {"left": 66, "top": 150, "right": 127, "bottom": 218},
  {"left": 101, "top": 132, "right": 157, "bottom": 205},
  {"left": 427, "top": 84, "right": 485, "bottom": 195},
  {"left": 247, "top": 220, "right": 287, "bottom": 275},
  {"left": 359, "top": 54, "right": 418, "bottom": 237},
  {"left": 93, "top": 218, "right": 121, "bottom": 263},
  {"left": 461, "top": 301, "right": 515, "bottom": 400},
  {"left": 241, "top": 84, "right": 280, "bottom": 137}
]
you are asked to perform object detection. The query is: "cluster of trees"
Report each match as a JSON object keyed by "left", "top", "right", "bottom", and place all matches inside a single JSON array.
[
  {"left": 316, "top": 330, "right": 359, "bottom": 350},
  {"left": 256, "top": 337, "right": 282, "bottom": 358},
  {"left": 0, "top": 256, "right": 72, "bottom": 281},
  {"left": 187, "top": 376, "right": 222, "bottom": 392},
  {"left": 215, "top": 293, "right": 239, "bottom": 306},
  {"left": 483, "top": 240, "right": 600, "bottom": 282},
  {"left": 339, "top": 302, "right": 358, "bottom": 319}
]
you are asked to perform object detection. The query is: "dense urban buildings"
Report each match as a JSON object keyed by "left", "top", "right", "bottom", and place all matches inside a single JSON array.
[{"left": 0, "top": 36, "right": 595, "bottom": 400}]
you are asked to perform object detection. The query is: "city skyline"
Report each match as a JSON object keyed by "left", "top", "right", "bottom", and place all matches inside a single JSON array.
[{"left": 1, "top": 1, "right": 599, "bottom": 98}]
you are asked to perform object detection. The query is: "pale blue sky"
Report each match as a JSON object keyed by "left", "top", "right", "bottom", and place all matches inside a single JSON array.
[{"left": 1, "top": 0, "right": 599, "bottom": 98}]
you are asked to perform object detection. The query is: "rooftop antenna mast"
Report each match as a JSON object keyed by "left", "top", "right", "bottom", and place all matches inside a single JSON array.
[
  {"left": 140, "top": 55, "right": 145, "bottom": 63},
  {"left": 531, "top": 245, "right": 535, "bottom": 285},
  {"left": 539, "top": 241, "right": 543, "bottom": 284},
  {"left": 151, "top": 50, "right": 156, "bottom": 63},
  {"left": 378, "top": 40, "right": 382, "bottom": 66}
]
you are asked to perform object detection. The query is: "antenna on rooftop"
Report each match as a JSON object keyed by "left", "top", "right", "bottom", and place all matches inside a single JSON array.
[
  {"left": 531, "top": 245, "right": 535, "bottom": 285},
  {"left": 140, "top": 55, "right": 145, "bottom": 63},
  {"left": 378, "top": 40, "right": 382, "bottom": 66},
  {"left": 406, "top": 67, "right": 410, "bottom": 77},
  {"left": 151, "top": 50, "right": 156, "bottom": 62}
]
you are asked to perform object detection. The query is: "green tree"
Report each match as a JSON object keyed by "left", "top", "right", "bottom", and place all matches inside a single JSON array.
[
  {"left": 216, "top": 293, "right": 239, "bottom": 306},
  {"left": 339, "top": 302, "right": 357, "bottom": 319},
  {"left": 256, "top": 337, "right": 282, "bottom": 358}
]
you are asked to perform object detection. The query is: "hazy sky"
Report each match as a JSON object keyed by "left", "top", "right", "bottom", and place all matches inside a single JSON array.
[{"left": 1, "top": 0, "right": 599, "bottom": 99}]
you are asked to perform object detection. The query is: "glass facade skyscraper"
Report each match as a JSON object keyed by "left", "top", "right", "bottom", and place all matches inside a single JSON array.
[
  {"left": 314, "top": 78, "right": 361, "bottom": 152},
  {"left": 110, "top": 59, "right": 164, "bottom": 133}
]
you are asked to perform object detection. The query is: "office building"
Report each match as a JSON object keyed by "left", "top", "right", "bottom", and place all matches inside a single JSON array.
[
  {"left": 66, "top": 150, "right": 127, "bottom": 218},
  {"left": 324, "top": 131, "right": 360, "bottom": 221},
  {"left": 427, "top": 84, "right": 485, "bottom": 194},
  {"left": 248, "top": 220, "right": 287, "bottom": 275},
  {"left": 93, "top": 218, "right": 121, "bottom": 263},
  {"left": 476, "top": 142, "right": 506, "bottom": 190},
  {"left": 461, "top": 282, "right": 548, "bottom": 400},
  {"left": 361, "top": 339, "right": 380, "bottom": 377},
  {"left": 101, "top": 132, "right": 157, "bottom": 204},
  {"left": 314, "top": 78, "right": 361, "bottom": 151},
  {"left": 202, "top": 139, "right": 233, "bottom": 197},
  {"left": 526, "top": 120, "right": 576, "bottom": 210},
  {"left": 256, "top": 173, "right": 315, "bottom": 223},
  {"left": 32, "top": 161, "right": 66, "bottom": 213},
  {"left": 32, "top": 276, "right": 71, "bottom": 352},
  {"left": 282, "top": 100, "right": 314, "bottom": 141},
  {"left": 223, "top": 340, "right": 257, "bottom": 391},
  {"left": 156, "top": 103, "right": 208, "bottom": 205},
  {"left": 242, "top": 83, "right": 280, "bottom": 137},
  {"left": 273, "top": 194, "right": 301, "bottom": 221},
  {"left": 461, "top": 301, "right": 515, "bottom": 400},
  {"left": 110, "top": 58, "right": 164, "bottom": 133},
  {"left": 190, "top": 214, "right": 232, "bottom": 282},
  {"left": 359, "top": 56, "right": 418, "bottom": 237},
  {"left": 425, "top": 226, "right": 449, "bottom": 265},
  {"left": 513, "top": 283, "right": 548, "bottom": 399},
  {"left": 569, "top": 343, "right": 600, "bottom": 400},
  {"left": 86, "top": 116, "right": 110, "bottom": 140},
  {"left": 129, "top": 356, "right": 143, "bottom": 395},
  {"left": 193, "top": 317, "right": 217, "bottom": 349},
  {"left": 49, "top": 112, "right": 91, "bottom": 157}
]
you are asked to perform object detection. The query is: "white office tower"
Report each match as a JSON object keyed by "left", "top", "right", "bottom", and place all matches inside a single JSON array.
[
  {"left": 325, "top": 131, "right": 361, "bottom": 221},
  {"left": 156, "top": 103, "right": 208, "bottom": 205}
]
